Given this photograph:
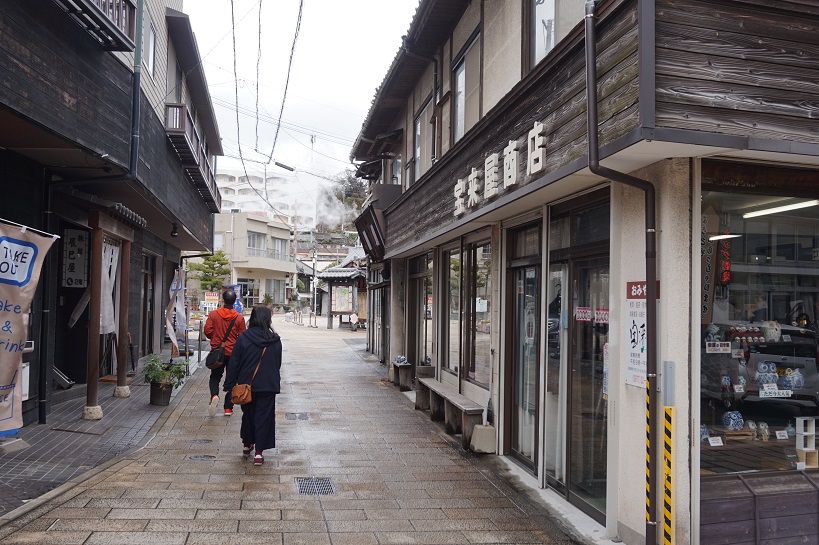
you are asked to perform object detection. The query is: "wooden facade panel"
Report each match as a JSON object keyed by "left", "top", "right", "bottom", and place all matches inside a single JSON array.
[
  {"left": 759, "top": 513, "right": 819, "bottom": 541},
  {"left": 655, "top": 0, "right": 819, "bottom": 144},
  {"left": 658, "top": 0, "right": 819, "bottom": 46},
  {"left": 700, "top": 498, "right": 755, "bottom": 525},
  {"left": 385, "top": 1, "right": 639, "bottom": 253},
  {"left": 0, "top": 3, "right": 132, "bottom": 161},
  {"left": 656, "top": 102, "right": 819, "bottom": 144},
  {"left": 701, "top": 519, "right": 755, "bottom": 545},
  {"left": 757, "top": 492, "right": 819, "bottom": 518}
]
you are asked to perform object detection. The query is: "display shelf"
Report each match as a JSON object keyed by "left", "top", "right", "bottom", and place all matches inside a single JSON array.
[
  {"left": 795, "top": 417, "right": 816, "bottom": 435},
  {"left": 796, "top": 432, "right": 816, "bottom": 451},
  {"left": 797, "top": 448, "right": 819, "bottom": 468}
]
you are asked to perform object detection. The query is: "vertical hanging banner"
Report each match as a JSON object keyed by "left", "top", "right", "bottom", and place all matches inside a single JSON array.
[
  {"left": 0, "top": 222, "right": 57, "bottom": 436},
  {"left": 165, "top": 268, "right": 186, "bottom": 358}
]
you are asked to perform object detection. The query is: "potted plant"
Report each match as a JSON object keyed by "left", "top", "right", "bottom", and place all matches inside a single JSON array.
[
  {"left": 262, "top": 293, "right": 274, "bottom": 307},
  {"left": 143, "top": 354, "right": 186, "bottom": 406}
]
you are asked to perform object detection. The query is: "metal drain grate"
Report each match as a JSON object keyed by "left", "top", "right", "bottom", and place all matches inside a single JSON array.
[
  {"left": 191, "top": 439, "right": 212, "bottom": 444},
  {"left": 295, "top": 477, "right": 336, "bottom": 495},
  {"left": 285, "top": 412, "right": 308, "bottom": 420},
  {"left": 189, "top": 455, "right": 216, "bottom": 461}
]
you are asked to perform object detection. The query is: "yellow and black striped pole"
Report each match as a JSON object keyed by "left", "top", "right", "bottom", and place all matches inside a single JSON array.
[{"left": 662, "top": 407, "right": 674, "bottom": 545}]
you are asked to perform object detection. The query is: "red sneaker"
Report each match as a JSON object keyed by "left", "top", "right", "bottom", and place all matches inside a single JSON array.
[
  {"left": 242, "top": 444, "right": 253, "bottom": 459},
  {"left": 224, "top": 408, "right": 233, "bottom": 416},
  {"left": 253, "top": 453, "right": 264, "bottom": 466}
]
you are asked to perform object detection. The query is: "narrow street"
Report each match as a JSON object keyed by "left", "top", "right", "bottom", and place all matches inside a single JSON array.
[{"left": 0, "top": 321, "right": 580, "bottom": 545}]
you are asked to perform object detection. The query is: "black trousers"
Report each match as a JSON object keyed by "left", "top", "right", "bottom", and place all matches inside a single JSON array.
[
  {"left": 240, "top": 392, "right": 277, "bottom": 451},
  {"left": 209, "top": 355, "right": 233, "bottom": 408}
]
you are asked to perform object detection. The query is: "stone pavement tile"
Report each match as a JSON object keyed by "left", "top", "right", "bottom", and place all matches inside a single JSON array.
[
  {"left": 328, "top": 532, "right": 379, "bottom": 545},
  {"left": 365, "top": 508, "right": 448, "bottom": 520},
  {"left": 1, "top": 530, "right": 92, "bottom": 544},
  {"left": 241, "top": 481, "right": 291, "bottom": 493},
  {"left": 195, "top": 508, "right": 283, "bottom": 520},
  {"left": 325, "top": 520, "right": 415, "bottom": 532},
  {"left": 427, "top": 487, "right": 503, "bottom": 499},
  {"left": 283, "top": 533, "right": 332, "bottom": 545},
  {"left": 472, "top": 496, "right": 518, "bottom": 508},
  {"left": 46, "top": 507, "right": 112, "bottom": 519},
  {"left": 85, "top": 498, "right": 160, "bottom": 509},
  {"left": 83, "top": 531, "right": 188, "bottom": 545},
  {"left": 308, "top": 509, "right": 366, "bottom": 521},
  {"left": 145, "top": 519, "right": 240, "bottom": 532},
  {"left": 241, "top": 499, "right": 319, "bottom": 510},
  {"left": 354, "top": 489, "right": 431, "bottom": 500},
  {"left": 171, "top": 481, "right": 245, "bottom": 492},
  {"left": 443, "top": 507, "right": 528, "bottom": 520},
  {"left": 462, "top": 529, "right": 556, "bottom": 544},
  {"left": 490, "top": 518, "right": 547, "bottom": 531},
  {"left": 374, "top": 531, "right": 469, "bottom": 544},
  {"left": 238, "top": 520, "right": 329, "bottom": 533},
  {"left": 48, "top": 519, "right": 149, "bottom": 532},
  {"left": 157, "top": 498, "right": 241, "bottom": 509},
  {"left": 185, "top": 532, "right": 283, "bottom": 545},
  {"left": 200, "top": 490, "right": 279, "bottom": 500},
  {"left": 397, "top": 498, "right": 477, "bottom": 509},
  {"left": 319, "top": 498, "right": 400, "bottom": 510},
  {"left": 409, "top": 518, "right": 500, "bottom": 532},
  {"left": 74, "top": 488, "right": 129, "bottom": 500},
  {"left": 123, "top": 489, "right": 202, "bottom": 499},
  {"left": 105, "top": 507, "right": 197, "bottom": 519}
]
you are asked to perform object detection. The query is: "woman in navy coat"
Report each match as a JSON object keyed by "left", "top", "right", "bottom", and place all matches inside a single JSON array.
[{"left": 224, "top": 305, "right": 282, "bottom": 465}]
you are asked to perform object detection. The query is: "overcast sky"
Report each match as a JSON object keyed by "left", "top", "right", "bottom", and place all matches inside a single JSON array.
[{"left": 183, "top": 0, "right": 419, "bottom": 215}]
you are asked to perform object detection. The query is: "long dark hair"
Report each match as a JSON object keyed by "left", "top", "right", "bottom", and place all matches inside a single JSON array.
[{"left": 248, "top": 305, "right": 276, "bottom": 339}]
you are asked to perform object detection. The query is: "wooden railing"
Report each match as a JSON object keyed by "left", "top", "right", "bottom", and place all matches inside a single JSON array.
[
  {"left": 52, "top": 0, "right": 136, "bottom": 50},
  {"left": 91, "top": 0, "right": 136, "bottom": 40}
]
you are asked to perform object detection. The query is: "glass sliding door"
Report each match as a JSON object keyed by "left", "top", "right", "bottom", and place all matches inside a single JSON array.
[
  {"left": 545, "top": 190, "right": 610, "bottom": 523},
  {"left": 409, "top": 254, "right": 434, "bottom": 367},
  {"left": 512, "top": 265, "right": 540, "bottom": 464},
  {"left": 443, "top": 248, "right": 462, "bottom": 376},
  {"left": 568, "top": 257, "right": 609, "bottom": 519},
  {"left": 505, "top": 224, "right": 541, "bottom": 470}
]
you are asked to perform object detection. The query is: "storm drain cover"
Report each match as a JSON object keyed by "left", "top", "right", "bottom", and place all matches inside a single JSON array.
[
  {"left": 191, "top": 439, "right": 212, "bottom": 444},
  {"left": 285, "top": 413, "right": 308, "bottom": 420},
  {"left": 295, "top": 477, "right": 335, "bottom": 495},
  {"left": 189, "top": 455, "right": 216, "bottom": 461}
]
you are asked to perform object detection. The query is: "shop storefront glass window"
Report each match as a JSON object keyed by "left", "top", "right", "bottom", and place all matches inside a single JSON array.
[
  {"left": 465, "top": 241, "right": 491, "bottom": 386},
  {"left": 237, "top": 278, "right": 259, "bottom": 308},
  {"left": 529, "top": 0, "right": 585, "bottom": 67},
  {"left": 410, "top": 254, "right": 434, "bottom": 367},
  {"left": 444, "top": 248, "right": 462, "bottom": 375},
  {"left": 700, "top": 183, "right": 819, "bottom": 475}
]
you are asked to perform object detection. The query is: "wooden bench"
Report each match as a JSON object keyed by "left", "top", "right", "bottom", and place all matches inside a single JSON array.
[
  {"left": 392, "top": 361, "right": 413, "bottom": 391},
  {"left": 416, "top": 377, "right": 484, "bottom": 449}
]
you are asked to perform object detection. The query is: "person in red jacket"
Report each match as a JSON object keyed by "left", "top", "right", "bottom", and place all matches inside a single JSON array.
[{"left": 204, "top": 290, "right": 246, "bottom": 416}]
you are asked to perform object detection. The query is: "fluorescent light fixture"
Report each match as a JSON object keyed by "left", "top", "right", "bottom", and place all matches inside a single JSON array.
[
  {"left": 742, "top": 200, "right": 819, "bottom": 219},
  {"left": 709, "top": 234, "right": 742, "bottom": 241}
]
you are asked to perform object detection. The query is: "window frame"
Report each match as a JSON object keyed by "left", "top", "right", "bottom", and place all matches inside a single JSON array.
[
  {"left": 143, "top": 20, "right": 157, "bottom": 78},
  {"left": 413, "top": 98, "right": 435, "bottom": 184},
  {"left": 452, "top": 33, "right": 481, "bottom": 143}
]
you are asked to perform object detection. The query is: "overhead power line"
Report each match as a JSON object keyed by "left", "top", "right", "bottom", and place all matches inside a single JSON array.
[{"left": 266, "top": 0, "right": 304, "bottom": 164}]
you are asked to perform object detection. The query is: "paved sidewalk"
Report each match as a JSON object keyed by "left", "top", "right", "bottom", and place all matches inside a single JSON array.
[{"left": 0, "top": 321, "right": 580, "bottom": 545}]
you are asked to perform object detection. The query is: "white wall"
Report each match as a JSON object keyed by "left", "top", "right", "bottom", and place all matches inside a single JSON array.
[
  {"left": 483, "top": 1, "right": 522, "bottom": 112},
  {"left": 612, "top": 158, "right": 692, "bottom": 544}
]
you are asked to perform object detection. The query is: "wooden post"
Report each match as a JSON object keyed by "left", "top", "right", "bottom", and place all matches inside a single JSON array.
[
  {"left": 84, "top": 219, "right": 104, "bottom": 419},
  {"left": 115, "top": 239, "right": 132, "bottom": 396}
]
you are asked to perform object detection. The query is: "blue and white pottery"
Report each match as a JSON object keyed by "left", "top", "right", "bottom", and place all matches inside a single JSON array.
[
  {"left": 700, "top": 424, "right": 710, "bottom": 441},
  {"left": 779, "top": 368, "right": 804, "bottom": 390},
  {"left": 722, "top": 411, "right": 744, "bottom": 431},
  {"left": 721, "top": 375, "right": 732, "bottom": 387},
  {"left": 756, "top": 372, "right": 779, "bottom": 386}
]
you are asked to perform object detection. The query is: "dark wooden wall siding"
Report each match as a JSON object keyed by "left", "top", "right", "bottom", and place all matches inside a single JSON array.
[
  {"left": 0, "top": 2, "right": 131, "bottom": 163},
  {"left": 137, "top": 93, "right": 212, "bottom": 247},
  {"left": 384, "top": 1, "right": 639, "bottom": 252},
  {"left": 655, "top": 0, "right": 819, "bottom": 144},
  {"left": 701, "top": 473, "right": 819, "bottom": 544}
]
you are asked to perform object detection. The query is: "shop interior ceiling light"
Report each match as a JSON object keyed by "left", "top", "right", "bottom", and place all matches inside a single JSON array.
[
  {"left": 708, "top": 234, "right": 742, "bottom": 241},
  {"left": 742, "top": 199, "right": 819, "bottom": 219}
]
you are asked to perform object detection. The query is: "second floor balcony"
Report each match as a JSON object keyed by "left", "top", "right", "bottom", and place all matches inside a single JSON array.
[
  {"left": 52, "top": 0, "right": 136, "bottom": 51},
  {"left": 165, "top": 103, "right": 220, "bottom": 213}
]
